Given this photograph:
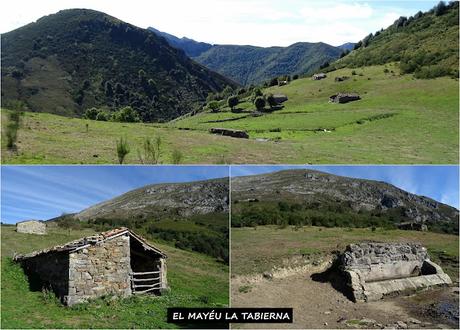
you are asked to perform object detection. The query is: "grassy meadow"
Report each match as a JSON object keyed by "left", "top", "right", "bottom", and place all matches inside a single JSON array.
[
  {"left": 2, "top": 64, "right": 458, "bottom": 164},
  {"left": 1, "top": 225, "right": 229, "bottom": 329},
  {"left": 231, "top": 225, "right": 459, "bottom": 281}
]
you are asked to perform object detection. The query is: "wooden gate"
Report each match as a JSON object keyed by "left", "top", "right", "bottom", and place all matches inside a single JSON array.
[{"left": 130, "top": 271, "right": 161, "bottom": 294}]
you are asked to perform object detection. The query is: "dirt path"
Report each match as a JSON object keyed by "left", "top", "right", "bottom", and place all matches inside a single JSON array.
[{"left": 231, "top": 270, "right": 458, "bottom": 329}]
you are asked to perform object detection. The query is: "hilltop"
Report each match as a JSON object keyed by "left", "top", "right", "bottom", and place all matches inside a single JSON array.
[
  {"left": 50, "top": 177, "right": 229, "bottom": 261},
  {"left": 148, "top": 27, "right": 343, "bottom": 85},
  {"left": 1, "top": 9, "right": 236, "bottom": 122},
  {"left": 332, "top": 1, "right": 459, "bottom": 78},
  {"left": 232, "top": 169, "right": 459, "bottom": 234}
]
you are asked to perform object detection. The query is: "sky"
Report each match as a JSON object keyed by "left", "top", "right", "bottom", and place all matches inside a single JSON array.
[
  {"left": 231, "top": 165, "right": 460, "bottom": 209},
  {"left": 0, "top": 0, "right": 441, "bottom": 46},
  {"left": 0, "top": 166, "right": 229, "bottom": 224}
]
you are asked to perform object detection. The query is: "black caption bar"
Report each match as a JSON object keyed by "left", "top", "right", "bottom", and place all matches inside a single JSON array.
[{"left": 167, "top": 308, "right": 293, "bottom": 324}]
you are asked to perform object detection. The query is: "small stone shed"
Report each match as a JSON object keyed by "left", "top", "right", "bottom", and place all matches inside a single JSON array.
[
  {"left": 16, "top": 220, "right": 47, "bottom": 235},
  {"left": 14, "top": 227, "right": 168, "bottom": 306},
  {"left": 340, "top": 242, "right": 451, "bottom": 302},
  {"left": 313, "top": 73, "right": 327, "bottom": 80},
  {"left": 329, "top": 93, "right": 361, "bottom": 103}
]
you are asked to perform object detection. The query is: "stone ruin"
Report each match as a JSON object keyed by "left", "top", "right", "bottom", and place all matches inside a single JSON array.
[
  {"left": 209, "top": 127, "right": 249, "bottom": 139},
  {"left": 16, "top": 220, "right": 47, "bottom": 235},
  {"left": 14, "top": 227, "right": 168, "bottom": 306},
  {"left": 339, "top": 242, "right": 452, "bottom": 302},
  {"left": 329, "top": 93, "right": 361, "bottom": 103},
  {"left": 313, "top": 73, "right": 327, "bottom": 80},
  {"left": 273, "top": 94, "right": 288, "bottom": 104}
]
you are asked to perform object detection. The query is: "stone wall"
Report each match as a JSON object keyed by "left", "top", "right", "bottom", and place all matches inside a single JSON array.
[
  {"left": 66, "top": 234, "right": 132, "bottom": 305},
  {"left": 20, "top": 251, "right": 69, "bottom": 300},
  {"left": 340, "top": 242, "right": 452, "bottom": 302},
  {"left": 16, "top": 221, "right": 46, "bottom": 235}
]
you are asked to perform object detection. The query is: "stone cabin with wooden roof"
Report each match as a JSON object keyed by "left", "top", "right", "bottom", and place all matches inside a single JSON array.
[{"left": 13, "top": 228, "right": 168, "bottom": 306}]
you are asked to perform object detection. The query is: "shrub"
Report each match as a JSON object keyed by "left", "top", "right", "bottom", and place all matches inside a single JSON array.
[
  {"left": 84, "top": 107, "right": 99, "bottom": 120},
  {"left": 5, "top": 110, "right": 23, "bottom": 150},
  {"left": 292, "top": 74, "right": 299, "bottom": 80},
  {"left": 112, "top": 106, "right": 140, "bottom": 123},
  {"left": 171, "top": 149, "right": 183, "bottom": 164},
  {"left": 207, "top": 100, "right": 220, "bottom": 113},
  {"left": 116, "top": 136, "right": 130, "bottom": 164},
  {"left": 254, "top": 96, "right": 266, "bottom": 111},
  {"left": 266, "top": 94, "right": 277, "bottom": 109},
  {"left": 351, "top": 70, "right": 357, "bottom": 75},
  {"left": 227, "top": 95, "right": 239, "bottom": 111},
  {"left": 269, "top": 77, "right": 278, "bottom": 87},
  {"left": 95, "top": 110, "right": 110, "bottom": 121}
]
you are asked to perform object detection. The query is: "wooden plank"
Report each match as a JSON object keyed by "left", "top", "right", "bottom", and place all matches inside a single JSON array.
[
  {"left": 134, "top": 286, "right": 160, "bottom": 294},
  {"left": 132, "top": 277, "right": 160, "bottom": 282},
  {"left": 133, "top": 283, "right": 161, "bottom": 289},
  {"left": 130, "top": 271, "right": 161, "bottom": 275}
]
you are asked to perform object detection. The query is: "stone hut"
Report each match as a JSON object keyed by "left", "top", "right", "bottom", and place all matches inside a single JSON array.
[
  {"left": 397, "top": 221, "right": 428, "bottom": 231},
  {"left": 329, "top": 93, "right": 361, "bottom": 103},
  {"left": 13, "top": 227, "right": 168, "bottom": 306},
  {"left": 339, "top": 242, "right": 451, "bottom": 302},
  {"left": 313, "top": 73, "right": 327, "bottom": 80},
  {"left": 16, "top": 220, "right": 47, "bottom": 235}
]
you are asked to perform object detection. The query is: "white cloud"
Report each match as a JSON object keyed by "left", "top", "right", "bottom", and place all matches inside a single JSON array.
[{"left": 0, "top": 0, "right": 428, "bottom": 46}]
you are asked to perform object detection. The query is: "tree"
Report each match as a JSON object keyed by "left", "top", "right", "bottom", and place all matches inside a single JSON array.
[
  {"left": 171, "top": 149, "right": 183, "bottom": 164},
  {"left": 292, "top": 74, "right": 299, "bottom": 80},
  {"left": 222, "top": 85, "right": 234, "bottom": 98},
  {"left": 5, "top": 110, "right": 23, "bottom": 151},
  {"left": 227, "top": 96, "right": 239, "bottom": 111},
  {"left": 269, "top": 77, "right": 278, "bottom": 87},
  {"left": 104, "top": 81, "right": 113, "bottom": 97},
  {"left": 116, "top": 136, "right": 130, "bottom": 164},
  {"left": 266, "top": 94, "right": 277, "bottom": 109},
  {"left": 208, "top": 100, "right": 220, "bottom": 113},
  {"left": 112, "top": 106, "right": 140, "bottom": 123},
  {"left": 434, "top": 1, "right": 447, "bottom": 16},
  {"left": 84, "top": 107, "right": 99, "bottom": 120},
  {"left": 254, "top": 96, "right": 266, "bottom": 111}
]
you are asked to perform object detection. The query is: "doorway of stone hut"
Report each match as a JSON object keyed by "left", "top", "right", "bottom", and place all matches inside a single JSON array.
[{"left": 129, "top": 235, "right": 163, "bottom": 294}]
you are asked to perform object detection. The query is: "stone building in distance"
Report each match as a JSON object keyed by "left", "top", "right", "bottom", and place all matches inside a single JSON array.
[
  {"left": 14, "top": 227, "right": 168, "bottom": 306},
  {"left": 16, "top": 220, "right": 47, "bottom": 235}
]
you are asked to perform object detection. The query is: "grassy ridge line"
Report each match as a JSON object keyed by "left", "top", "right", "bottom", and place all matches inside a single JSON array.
[
  {"left": 231, "top": 226, "right": 459, "bottom": 281},
  {"left": 1, "top": 226, "right": 229, "bottom": 328}
]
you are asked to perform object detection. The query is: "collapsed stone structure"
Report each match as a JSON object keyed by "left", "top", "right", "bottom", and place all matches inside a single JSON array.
[
  {"left": 329, "top": 93, "right": 361, "bottom": 103},
  {"left": 273, "top": 94, "right": 288, "bottom": 104},
  {"left": 14, "top": 227, "right": 168, "bottom": 306},
  {"left": 340, "top": 242, "right": 451, "bottom": 302},
  {"left": 313, "top": 73, "right": 327, "bottom": 80},
  {"left": 209, "top": 127, "right": 249, "bottom": 139},
  {"left": 16, "top": 220, "right": 47, "bottom": 235}
]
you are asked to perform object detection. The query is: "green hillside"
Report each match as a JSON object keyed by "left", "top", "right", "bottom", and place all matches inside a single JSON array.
[
  {"left": 2, "top": 63, "right": 458, "bottom": 164},
  {"left": 331, "top": 1, "right": 459, "bottom": 79},
  {"left": 193, "top": 42, "right": 342, "bottom": 85},
  {"left": 1, "top": 9, "right": 236, "bottom": 122},
  {"left": 1, "top": 226, "right": 229, "bottom": 328}
]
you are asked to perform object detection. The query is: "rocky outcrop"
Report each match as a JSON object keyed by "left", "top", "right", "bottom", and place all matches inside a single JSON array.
[
  {"left": 340, "top": 242, "right": 452, "bottom": 302},
  {"left": 209, "top": 128, "right": 249, "bottom": 139},
  {"left": 70, "top": 177, "right": 229, "bottom": 222},
  {"left": 329, "top": 93, "right": 361, "bottom": 103}
]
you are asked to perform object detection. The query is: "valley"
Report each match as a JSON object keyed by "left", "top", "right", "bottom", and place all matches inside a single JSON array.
[{"left": 3, "top": 64, "right": 458, "bottom": 164}]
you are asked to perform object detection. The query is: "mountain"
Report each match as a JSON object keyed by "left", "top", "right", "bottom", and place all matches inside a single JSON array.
[
  {"left": 148, "top": 27, "right": 344, "bottom": 85},
  {"left": 51, "top": 177, "right": 229, "bottom": 261},
  {"left": 148, "top": 27, "right": 213, "bottom": 57},
  {"left": 338, "top": 42, "right": 355, "bottom": 51},
  {"left": 1, "top": 9, "right": 237, "bottom": 122},
  {"left": 332, "top": 1, "right": 459, "bottom": 79},
  {"left": 232, "top": 170, "right": 459, "bottom": 234},
  {"left": 70, "top": 177, "right": 229, "bottom": 221}
]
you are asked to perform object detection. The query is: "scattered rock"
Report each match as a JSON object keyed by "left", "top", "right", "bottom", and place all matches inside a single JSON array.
[
  {"left": 324, "top": 322, "right": 328, "bottom": 326},
  {"left": 324, "top": 311, "right": 331, "bottom": 315},
  {"left": 337, "top": 317, "right": 346, "bottom": 323},
  {"left": 92, "top": 154, "right": 99, "bottom": 158},
  {"left": 406, "top": 318, "right": 421, "bottom": 324},
  {"left": 262, "top": 272, "right": 273, "bottom": 280},
  {"left": 396, "top": 321, "right": 408, "bottom": 329},
  {"left": 360, "top": 318, "right": 377, "bottom": 325}
]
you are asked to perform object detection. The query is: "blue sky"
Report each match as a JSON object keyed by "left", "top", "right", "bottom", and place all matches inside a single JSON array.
[
  {"left": 1, "top": 166, "right": 229, "bottom": 224},
  {"left": 0, "top": 0, "right": 441, "bottom": 46},
  {"left": 231, "top": 165, "right": 459, "bottom": 208}
]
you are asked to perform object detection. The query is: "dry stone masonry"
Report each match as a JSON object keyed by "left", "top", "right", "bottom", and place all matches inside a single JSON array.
[
  {"left": 340, "top": 242, "right": 452, "bottom": 302},
  {"left": 14, "top": 227, "right": 168, "bottom": 306},
  {"left": 16, "top": 220, "right": 47, "bottom": 235}
]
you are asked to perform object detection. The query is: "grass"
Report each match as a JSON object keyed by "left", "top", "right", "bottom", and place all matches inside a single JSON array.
[
  {"left": 231, "top": 225, "right": 459, "bottom": 281},
  {"left": 1, "top": 225, "right": 229, "bottom": 328},
  {"left": 1, "top": 64, "right": 458, "bottom": 164}
]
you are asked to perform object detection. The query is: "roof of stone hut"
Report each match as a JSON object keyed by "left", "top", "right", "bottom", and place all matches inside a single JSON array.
[{"left": 13, "top": 227, "right": 167, "bottom": 261}]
